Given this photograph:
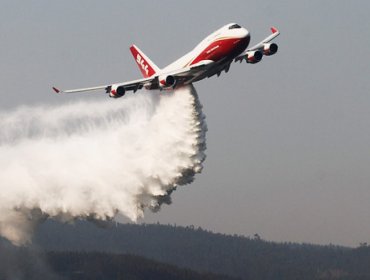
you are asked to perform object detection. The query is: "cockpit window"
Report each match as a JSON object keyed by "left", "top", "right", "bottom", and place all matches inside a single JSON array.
[{"left": 229, "top": 24, "right": 241, "bottom": 29}]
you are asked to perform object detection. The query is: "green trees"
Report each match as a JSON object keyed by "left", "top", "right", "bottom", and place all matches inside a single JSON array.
[
  {"left": 46, "top": 252, "right": 238, "bottom": 280},
  {"left": 31, "top": 221, "right": 370, "bottom": 280}
]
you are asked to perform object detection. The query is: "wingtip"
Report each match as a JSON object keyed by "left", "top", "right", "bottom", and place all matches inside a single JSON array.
[
  {"left": 271, "top": 26, "right": 279, "bottom": 34},
  {"left": 52, "top": 87, "right": 60, "bottom": 93}
]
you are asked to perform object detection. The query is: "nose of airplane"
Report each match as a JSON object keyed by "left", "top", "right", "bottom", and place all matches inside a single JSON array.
[
  {"left": 240, "top": 28, "right": 250, "bottom": 48},
  {"left": 241, "top": 28, "right": 250, "bottom": 39}
]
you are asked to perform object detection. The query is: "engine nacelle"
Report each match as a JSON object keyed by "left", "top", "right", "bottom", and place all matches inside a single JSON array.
[
  {"left": 263, "top": 43, "right": 278, "bottom": 56},
  {"left": 109, "top": 84, "right": 125, "bottom": 98},
  {"left": 246, "top": 50, "right": 263, "bottom": 64},
  {"left": 159, "top": 75, "right": 177, "bottom": 89}
]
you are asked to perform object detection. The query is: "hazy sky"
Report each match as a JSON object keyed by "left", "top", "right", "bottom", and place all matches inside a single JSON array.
[{"left": 1, "top": 0, "right": 370, "bottom": 246}]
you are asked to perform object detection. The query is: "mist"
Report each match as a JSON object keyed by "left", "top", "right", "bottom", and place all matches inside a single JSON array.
[
  {"left": 0, "top": 240, "right": 61, "bottom": 280},
  {"left": 0, "top": 85, "right": 207, "bottom": 245}
]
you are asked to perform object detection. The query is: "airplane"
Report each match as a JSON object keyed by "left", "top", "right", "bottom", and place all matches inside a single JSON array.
[{"left": 52, "top": 23, "right": 280, "bottom": 98}]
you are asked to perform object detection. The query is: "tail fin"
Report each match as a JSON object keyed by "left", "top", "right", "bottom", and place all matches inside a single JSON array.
[{"left": 130, "top": 44, "right": 160, "bottom": 78}]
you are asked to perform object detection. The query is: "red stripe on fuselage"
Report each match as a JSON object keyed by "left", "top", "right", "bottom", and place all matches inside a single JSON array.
[{"left": 190, "top": 36, "right": 250, "bottom": 66}]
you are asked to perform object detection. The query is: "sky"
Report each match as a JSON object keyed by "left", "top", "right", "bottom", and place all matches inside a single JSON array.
[{"left": 1, "top": 0, "right": 370, "bottom": 247}]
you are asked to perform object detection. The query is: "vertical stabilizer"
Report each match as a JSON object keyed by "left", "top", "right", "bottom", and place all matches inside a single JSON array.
[{"left": 130, "top": 45, "right": 161, "bottom": 78}]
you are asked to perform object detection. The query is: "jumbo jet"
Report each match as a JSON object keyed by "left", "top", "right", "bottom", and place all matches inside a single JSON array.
[{"left": 52, "top": 23, "right": 280, "bottom": 98}]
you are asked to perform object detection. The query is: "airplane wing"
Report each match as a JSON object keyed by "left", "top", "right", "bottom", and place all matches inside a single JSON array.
[
  {"left": 52, "top": 76, "right": 155, "bottom": 97},
  {"left": 235, "top": 27, "right": 280, "bottom": 63},
  {"left": 52, "top": 85, "right": 108, "bottom": 94},
  {"left": 52, "top": 60, "right": 214, "bottom": 96}
]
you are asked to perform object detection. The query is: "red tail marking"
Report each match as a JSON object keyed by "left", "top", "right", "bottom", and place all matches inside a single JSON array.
[
  {"left": 52, "top": 87, "right": 60, "bottom": 93},
  {"left": 129, "top": 45, "right": 157, "bottom": 78}
]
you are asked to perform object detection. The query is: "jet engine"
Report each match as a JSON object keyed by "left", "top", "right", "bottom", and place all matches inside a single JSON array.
[
  {"left": 108, "top": 84, "right": 125, "bottom": 98},
  {"left": 246, "top": 50, "right": 263, "bottom": 64},
  {"left": 159, "top": 75, "right": 177, "bottom": 89},
  {"left": 263, "top": 43, "right": 278, "bottom": 56}
]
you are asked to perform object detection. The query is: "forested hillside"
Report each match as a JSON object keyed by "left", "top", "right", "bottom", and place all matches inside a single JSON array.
[
  {"left": 47, "top": 252, "right": 238, "bottom": 280},
  {"left": 0, "top": 242, "right": 236, "bottom": 280},
  {"left": 34, "top": 221, "right": 370, "bottom": 280}
]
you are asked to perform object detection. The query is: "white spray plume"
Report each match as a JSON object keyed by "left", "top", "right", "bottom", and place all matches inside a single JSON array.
[{"left": 0, "top": 85, "right": 207, "bottom": 245}]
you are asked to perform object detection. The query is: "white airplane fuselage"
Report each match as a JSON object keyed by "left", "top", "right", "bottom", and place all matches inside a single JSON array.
[{"left": 162, "top": 25, "right": 250, "bottom": 74}]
